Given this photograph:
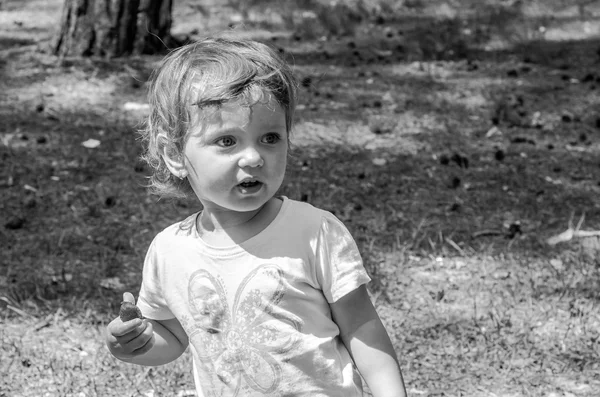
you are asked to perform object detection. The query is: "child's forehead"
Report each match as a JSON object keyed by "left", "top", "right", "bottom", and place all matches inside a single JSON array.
[{"left": 189, "top": 91, "right": 285, "bottom": 134}]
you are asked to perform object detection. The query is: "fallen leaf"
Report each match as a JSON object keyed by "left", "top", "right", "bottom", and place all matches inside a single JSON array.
[
  {"left": 485, "top": 126, "right": 501, "bottom": 138},
  {"left": 123, "top": 102, "right": 150, "bottom": 111},
  {"left": 492, "top": 270, "right": 510, "bottom": 279},
  {"left": 544, "top": 176, "right": 562, "bottom": 185},
  {"left": 550, "top": 258, "right": 564, "bottom": 271},
  {"left": 547, "top": 229, "right": 573, "bottom": 245},
  {"left": 176, "top": 390, "right": 198, "bottom": 397},
  {"left": 82, "top": 139, "right": 101, "bottom": 149},
  {"left": 99, "top": 277, "right": 125, "bottom": 290}
]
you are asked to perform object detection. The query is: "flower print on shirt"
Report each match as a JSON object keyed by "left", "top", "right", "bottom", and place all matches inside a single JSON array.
[{"left": 188, "top": 264, "right": 303, "bottom": 397}]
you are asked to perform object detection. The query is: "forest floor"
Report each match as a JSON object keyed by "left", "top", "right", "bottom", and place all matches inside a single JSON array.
[{"left": 1, "top": 0, "right": 600, "bottom": 396}]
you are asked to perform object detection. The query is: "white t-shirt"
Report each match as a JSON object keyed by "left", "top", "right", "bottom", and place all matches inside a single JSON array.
[{"left": 137, "top": 197, "right": 371, "bottom": 397}]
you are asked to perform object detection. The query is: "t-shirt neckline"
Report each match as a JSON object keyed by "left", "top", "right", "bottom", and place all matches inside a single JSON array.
[{"left": 191, "top": 196, "right": 290, "bottom": 256}]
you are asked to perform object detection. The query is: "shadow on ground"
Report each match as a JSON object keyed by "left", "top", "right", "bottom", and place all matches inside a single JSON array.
[{"left": 1, "top": 12, "right": 600, "bottom": 310}]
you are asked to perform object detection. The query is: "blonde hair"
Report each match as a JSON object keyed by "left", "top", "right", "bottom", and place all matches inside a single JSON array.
[{"left": 140, "top": 37, "right": 298, "bottom": 199}]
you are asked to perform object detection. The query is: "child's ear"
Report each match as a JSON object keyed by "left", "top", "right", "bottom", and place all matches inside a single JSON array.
[{"left": 161, "top": 144, "right": 188, "bottom": 179}]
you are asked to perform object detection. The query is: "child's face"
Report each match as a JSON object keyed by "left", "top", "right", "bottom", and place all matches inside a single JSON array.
[{"left": 181, "top": 94, "right": 288, "bottom": 213}]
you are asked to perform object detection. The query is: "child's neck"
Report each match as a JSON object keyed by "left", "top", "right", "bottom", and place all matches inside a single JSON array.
[
  {"left": 197, "top": 197, "right": 282, "bottom": 246},
  {"left": 200, "top": 206, "right": 262, "bottom": 232}
]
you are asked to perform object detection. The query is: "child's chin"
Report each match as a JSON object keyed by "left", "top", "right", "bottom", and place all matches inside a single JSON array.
[{"left": 228, "top": 197, "right": 270, "bottom": 212}]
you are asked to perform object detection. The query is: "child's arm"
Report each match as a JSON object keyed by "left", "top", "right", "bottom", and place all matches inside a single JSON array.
[
  {"left": 330, "top": 284, "right": 407, "bottom": 397},
  {"left": 106, "top": 294, "right": 189, "bottom": 366}
]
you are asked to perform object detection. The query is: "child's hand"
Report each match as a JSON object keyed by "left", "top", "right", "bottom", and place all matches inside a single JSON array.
[{"left": 106, "top": 292, "right": 155, "bottom": 359}]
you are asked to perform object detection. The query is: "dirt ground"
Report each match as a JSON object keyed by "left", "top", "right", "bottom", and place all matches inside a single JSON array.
[{"left": 1, "top": 0, "right": 600, "bottom": 396}]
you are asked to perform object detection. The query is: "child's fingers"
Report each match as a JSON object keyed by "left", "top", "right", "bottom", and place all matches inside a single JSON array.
[
  {"left": 105, "top": 318, "right": 154, "bottom": 358},
  {"left": 131, "top": 325, "right": 155, "bottom": 354},
  {"left": 117, "top": 320, "right": 150, "bottom": 343},
  {"left": 107, "top": 321, "right": 153, "bottom": 355},
  {"left": 122, "top": 322, "right": 154, "bottom": 352},
  {"left": 108, "top": 316, "right": 143, "bottom": 337},
  {"left": 131, "top": 334, "right": 155, "bottom": 356}
]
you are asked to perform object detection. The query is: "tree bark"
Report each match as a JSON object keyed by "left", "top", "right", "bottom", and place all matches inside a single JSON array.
[
  {"left": 135, "top": 0, "right": 174, "bottom": 54},
  {"left": 53, "top": 0, "right": 174, "bottom": 58}
]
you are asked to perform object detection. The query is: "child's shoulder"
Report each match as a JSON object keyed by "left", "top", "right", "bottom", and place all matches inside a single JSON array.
[
  {"left": 279, "top": 198, "right": 357, "bottom": 248},
  {"left": 280, "top": 197, "right": 341, "bottom": 231},
  {"left": 153, "top": 212, "right": 199, "bottom": 243},
  {"left": 283, "top": 196, "right": 327, "bottom": 216}
]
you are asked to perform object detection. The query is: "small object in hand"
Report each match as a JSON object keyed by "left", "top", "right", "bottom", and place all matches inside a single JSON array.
[{"left": 119, "top": 301, "right": 143, "bottom": 322}]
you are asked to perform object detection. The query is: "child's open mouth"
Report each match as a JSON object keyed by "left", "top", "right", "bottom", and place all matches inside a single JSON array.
[
  {"left": 237, "top": 180, "right": 263, "bottom": 194},
  {"left": 239, "top": 180, "right": 260, "bottom": 188}
]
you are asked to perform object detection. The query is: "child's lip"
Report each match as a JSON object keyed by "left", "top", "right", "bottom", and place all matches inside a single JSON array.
[
  {"left": 237, "top": 180, "right": 264, "bottom": 194},
  {"left": 238, "top": 177, "right": 261, "bottom": 185}
]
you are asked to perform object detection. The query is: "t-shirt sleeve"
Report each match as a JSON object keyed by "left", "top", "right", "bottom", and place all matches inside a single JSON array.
[
  {"left": 136, "top": 237, "right": 176, "bottom": 320},
  {"left": 314, "top": 212, "right": 371, "bottom": 303}
]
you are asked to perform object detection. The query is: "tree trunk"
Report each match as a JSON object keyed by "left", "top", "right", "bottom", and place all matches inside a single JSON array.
[
  {"left": 134, "top": 0, "right": 174, "bottom": 54},
  {"left": 53, "top": 0, "right": 174, "bottom": 57}
]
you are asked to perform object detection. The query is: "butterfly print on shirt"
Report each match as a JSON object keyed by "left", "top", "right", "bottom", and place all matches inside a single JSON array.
[{"left": 187, "top": 264, "right": 303, "bottom": 396}]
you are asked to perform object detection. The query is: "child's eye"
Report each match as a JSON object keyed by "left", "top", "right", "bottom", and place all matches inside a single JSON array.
[
  {"left": 215, "top": 136, "right": 236, "bottom": 147},
  {"left": 262, "top": 133, "right": 282, "bottom": 144}
]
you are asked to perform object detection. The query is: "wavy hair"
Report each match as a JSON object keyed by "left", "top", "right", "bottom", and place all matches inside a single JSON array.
[{"left": 139, "top": 37, "right": 298, "bottom": 199}]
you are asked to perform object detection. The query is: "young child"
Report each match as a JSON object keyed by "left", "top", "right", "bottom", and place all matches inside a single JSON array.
[{"left": 106, "top": 37, "right": 407, "bottom": 397}]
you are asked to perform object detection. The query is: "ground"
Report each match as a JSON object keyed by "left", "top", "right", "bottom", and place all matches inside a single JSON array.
[{"left": 1, "top": 0, "right": 600, "bottom": 396}]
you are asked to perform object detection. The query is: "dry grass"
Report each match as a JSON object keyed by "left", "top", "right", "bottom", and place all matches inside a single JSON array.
[{"left": 2, "top": 0, "right": 600, "bottom": 396}]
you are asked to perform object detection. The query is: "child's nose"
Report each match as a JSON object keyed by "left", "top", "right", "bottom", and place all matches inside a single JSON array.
[{"left": 238, "top": 147, "right": 264, "bottom": 168}]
